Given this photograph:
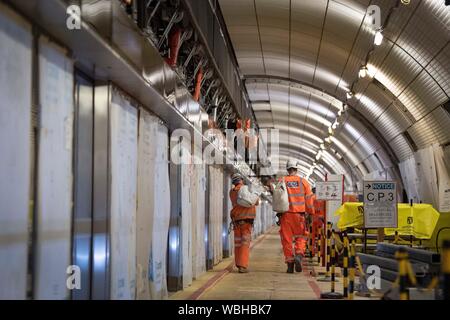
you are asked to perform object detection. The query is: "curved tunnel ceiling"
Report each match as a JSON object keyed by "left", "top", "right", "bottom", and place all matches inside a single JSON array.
[{"left": 219, "top": 0, "right": 450, "bottom": 187}]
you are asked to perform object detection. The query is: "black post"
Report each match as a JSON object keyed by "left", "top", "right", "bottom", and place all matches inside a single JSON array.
[
  {"left": 363, "top": 228, "right": 368, "bottom": 253},
  {"left": 443, "top": 240, "right": 450, "bottom": 300}
]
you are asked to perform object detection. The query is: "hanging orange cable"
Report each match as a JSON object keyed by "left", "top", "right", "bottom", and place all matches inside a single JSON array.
[
  {"left": 165, "top": 27, "right": 182, "bottom": 67},
  {"left": 193, "top": 67, "right": 204, "bottom": 102}
]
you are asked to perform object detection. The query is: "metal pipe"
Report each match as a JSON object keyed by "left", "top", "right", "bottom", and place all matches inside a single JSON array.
[{"left": 377, "top": 243, "right": 440, "bottom": 264}]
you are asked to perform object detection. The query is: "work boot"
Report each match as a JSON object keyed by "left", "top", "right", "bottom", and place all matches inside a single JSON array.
[
  {"left": 286, "top": 262, "right": 294, "bottom": 273},
  {"left": 294, "top": 255, "right": 303, "bottom": 272},
  {"left": 238, "top": 267, "right": 249, "bottom": 273}
]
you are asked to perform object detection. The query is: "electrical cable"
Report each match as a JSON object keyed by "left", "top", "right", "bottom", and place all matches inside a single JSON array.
[{"left": 436, "top": 227, "right": 450, "bottom": 253}]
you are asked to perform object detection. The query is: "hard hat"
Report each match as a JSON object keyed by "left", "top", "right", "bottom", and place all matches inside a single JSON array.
[
  {"left": 231, "top": 173, "right": 243, "bottom": 184},
  {"left": 286, "top": 160, "right": 300, "bottom": 170}
]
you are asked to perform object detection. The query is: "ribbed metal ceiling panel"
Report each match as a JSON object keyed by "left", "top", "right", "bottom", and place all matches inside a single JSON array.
[
  {"left": 290, "top": 0, "right": 327, "bottom": 84},
  {"left": 375, "top": 45, "right": 422, "bottom": 97},
  {"left": 219, "top": 0, "right": 450, "bottom": 185},
  {"left": 426, "top": 45, "right": 450, "bottom": 96},
  {"left": 396, "top": 3, "right": 448, "bottom": 67},
  {"left": 407, "top": 116, "right": 438, "bottom": 149},
  {"left": 398, "top": 70, "right": 448, "bottom": 120},
  {"left": 355, "top": 85, "right": 393, "bottom": 122},
  {"left": 381, "top": 0, "right": 420, "bottom": 40},
  {"left": 389, "top": 135, "right": 413, "bottom": 161}
]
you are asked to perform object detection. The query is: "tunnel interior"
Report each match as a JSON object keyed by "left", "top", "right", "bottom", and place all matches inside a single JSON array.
[{"left": 0, "top": 0, "right": 449, "bottom": 301}]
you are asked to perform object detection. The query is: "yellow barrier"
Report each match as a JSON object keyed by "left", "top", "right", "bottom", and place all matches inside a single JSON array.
[{"left": 335, "top": 203, "right": 440, "bottom": 239}]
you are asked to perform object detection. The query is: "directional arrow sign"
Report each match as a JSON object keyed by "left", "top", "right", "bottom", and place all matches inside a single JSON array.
[{"left": 363, "top": 180, "right": 397, "bottom": 228}]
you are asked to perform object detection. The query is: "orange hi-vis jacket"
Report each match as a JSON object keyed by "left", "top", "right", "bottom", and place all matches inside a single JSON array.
[
  {"left": 284, "top": 175, "right": 315, "bottom": 215},
  {"left": 230, "top": 183, "right": 257, "bottom": 221},
  {"left": 312, "top": 194, "right": 326, "bottom": 218}
]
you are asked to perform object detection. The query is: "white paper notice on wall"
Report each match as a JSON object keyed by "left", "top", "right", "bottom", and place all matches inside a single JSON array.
[
  {"left": 110, "top": 88, "right": 138, "bottom": 300},
  {"left": 136, "top": 109, "right": 170, "bottom": 299},
  {"left": 415, "top": 146, "right": 439, "bottom": 208},
  {"left": 325, "top": 174, "right": 344, "bottom": 230},
  {"left": 0, "top": 4, "right": 32, "bottom": 300},
  {"left": 399, "top": 157, "right": 420, "bottom": 203},
  {"left": 433, "top": 145, "right": 450, "bottom": 213},
  {"left": 35, "top": 36, "right": 74, "bottom": 300}
]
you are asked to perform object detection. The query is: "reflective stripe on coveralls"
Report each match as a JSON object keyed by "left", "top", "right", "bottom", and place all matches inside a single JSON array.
[
  {"left": 230, "top": 182, "right": 257, "bottom": 269},
  {"left": 283, "top": 175, "right": 315, "bottom": 214}
]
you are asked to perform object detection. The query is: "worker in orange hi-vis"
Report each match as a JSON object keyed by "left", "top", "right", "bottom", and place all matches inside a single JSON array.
[
  {"left": 311, "top": 188, "right": 326, "bottom": 257},
  {"left": 229, "top": 173, "right": 260, "bottom": 273},
  {"left": 280, "top": 160, "right": 315, "bottom": 273}
]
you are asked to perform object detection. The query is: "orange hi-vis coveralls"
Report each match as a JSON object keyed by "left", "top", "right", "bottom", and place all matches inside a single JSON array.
[
  {"left": 280, "top": 176, "right": 315, "bottom": 263},
  {"left": 230, "top": 183, "right": 257, "bottom": 269},
  {"left": 311, "top": 194, "right": 326, "bottom": 256}
]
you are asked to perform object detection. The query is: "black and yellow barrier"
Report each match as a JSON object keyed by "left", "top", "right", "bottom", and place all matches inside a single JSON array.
[
  {"left": 331, "top": 233, "right": 336, "bottom": 292},
  {"left": 318, "top": 226, "right": 322, "bottom": 266},
  {"left": 317, "top": 223, "right": 332, "bottom": 282},
  {"left": 395, "top": 248, "right": 410, "bottom": 300},
  {"left": 348, "top": 239, "right": 356, "bottom": 300},
  {"left": 380, "top": 247, "right": 439, "bottom": 300},
  {"left": 443, "top": 240, "right": 450, "bottom": 300},
  {"left": 320, "top": 229, "right": 344, "bottom": 299},
  {"left": 343, "top": 234, "right": 349, "bottom": 298},
  {"left": 326, "top": 223, "right": 331, "bottom": 277}
]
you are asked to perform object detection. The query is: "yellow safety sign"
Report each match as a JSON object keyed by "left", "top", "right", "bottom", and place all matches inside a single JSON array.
[{"left": 335, "top": 203, "right": 440, "bottom": 239}]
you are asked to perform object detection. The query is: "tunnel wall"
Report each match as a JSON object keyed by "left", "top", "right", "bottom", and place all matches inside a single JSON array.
[
  {"left": 0, "top": 3, "right": 275, "bottom": 300},
  {"left": 0, "top": 4, "right": 32, "bottom": 300}
]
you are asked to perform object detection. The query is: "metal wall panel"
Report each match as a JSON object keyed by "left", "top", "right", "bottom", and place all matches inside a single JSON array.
[
  {"left": 222, "top": 174, "right": 233, "bottom": 258},
  {"left": 0, "top": 4, "right": 32, "bottom": 299},
  {"left": 92, "top": 84, "right": 110, "bottom": 300},
  {"left": 35, "top": 37, "right": 74, "bottom": 300},
  {"left": 72, "top": 72, "right": 94, "bottom": 300},
  {"left": 168, "top": 158, "right": 182, "bottom": 291}
]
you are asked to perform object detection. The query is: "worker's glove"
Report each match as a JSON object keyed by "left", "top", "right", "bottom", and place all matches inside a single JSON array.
[{"left": 275, "top": 212, "right": 282, "bottom": 226}]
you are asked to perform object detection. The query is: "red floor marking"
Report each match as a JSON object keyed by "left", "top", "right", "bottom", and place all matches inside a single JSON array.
[
  {"left": 187, "top": 226, "right": 276, "bottom": 300},
  {"left": 302, "top": 261, "right": 322, "bottom": 299}
]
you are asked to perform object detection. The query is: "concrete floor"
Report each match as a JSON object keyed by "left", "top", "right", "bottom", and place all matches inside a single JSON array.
[{"left": 170, "top": 227, "right": 375, "bottom": 300}]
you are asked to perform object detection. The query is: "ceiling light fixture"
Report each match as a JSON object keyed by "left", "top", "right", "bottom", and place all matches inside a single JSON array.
[
  {"left": 332, "top": 120, "right": 339, "bottom": 130},
  {"left": 401, "top": 0, "right": 410, "bottom": 5},
  {"left": 346, "top": 91, "right": 354, "bottom": 99},
  {"left": 374, "top": 30, "right": 383, "bottom": 46},
  {"left": 359, "top": 65, "right": 369, "bottom": 78}
]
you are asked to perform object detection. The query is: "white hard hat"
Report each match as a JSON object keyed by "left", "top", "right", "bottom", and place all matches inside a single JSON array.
[
  {"left": 286, "top": 160, "right": 300, "bottom": 170},
  {"left": 231, "top": 173, "right": 244, "bottom": 184}
]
